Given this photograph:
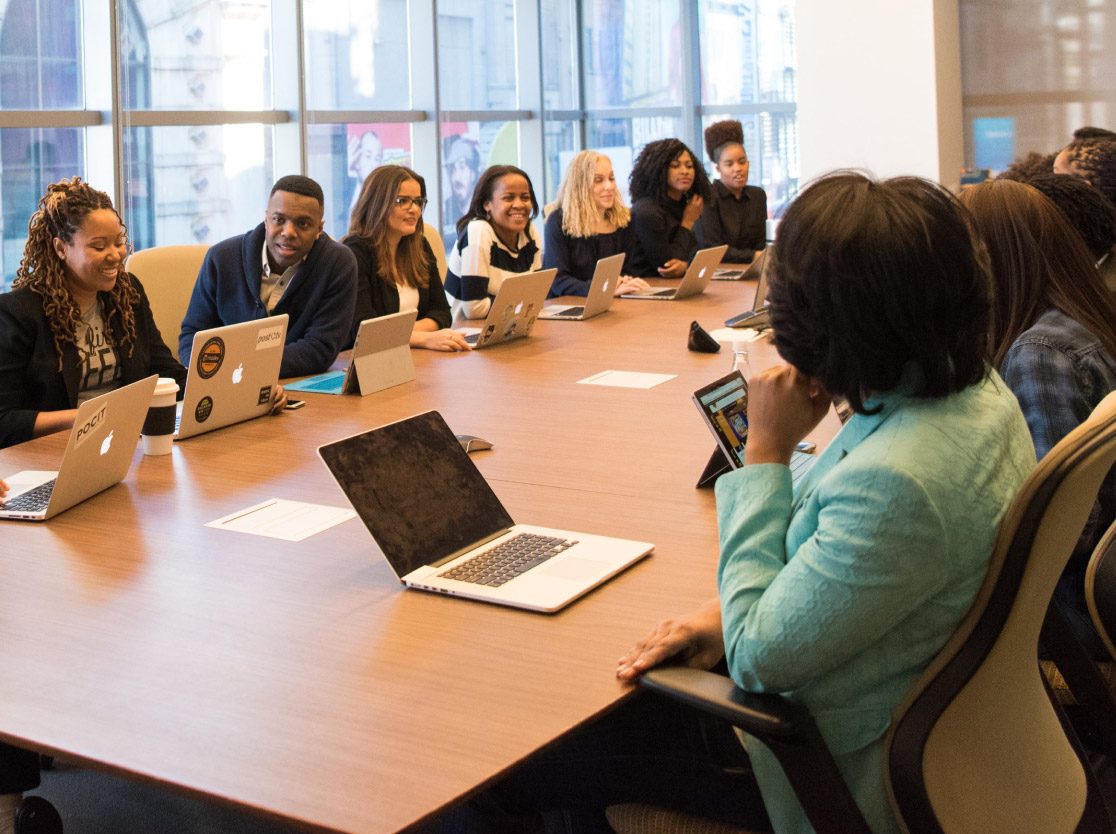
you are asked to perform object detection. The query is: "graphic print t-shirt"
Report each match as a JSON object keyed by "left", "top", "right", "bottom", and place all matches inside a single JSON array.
[{"left": 76, "top": 299, "right": 122, "bottom": 405}]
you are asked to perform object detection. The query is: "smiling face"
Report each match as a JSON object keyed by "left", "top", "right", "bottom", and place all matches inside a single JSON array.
[
  {"left": 590, "top": 157, "right": 617, "bottom": 212},
  {"left": 387, "top": 177, "right": 423, "bottom": 244},
  {"left": 484, "top": 174, "right": 532, "bottom": 242},
  {"left": 716, "top": 143, "right": 750, "bottom": 194},
  {"left": 666, "top": 150, "right": 696, "bottom": 199},
  {"left": 264, "top": 190, "right": 324, "bottom": 272},
  {"left": 52, "top": 208, "right": 127, "bottom": 307}
]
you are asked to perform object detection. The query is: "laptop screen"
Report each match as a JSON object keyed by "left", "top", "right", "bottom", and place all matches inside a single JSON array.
[
  {"left": 318, "top": 411, "right": 514, "bottom": 575},
  {"left": 693, "top": 372, "right": 749, "bottom": 469}
]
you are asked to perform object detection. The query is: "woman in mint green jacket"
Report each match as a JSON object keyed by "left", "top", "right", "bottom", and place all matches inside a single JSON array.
[
  {"left": 615, "top": 175, "right": 1036, "bottom": 833},
  {"left": 454, "top": 175, "right": 1035, "bottom": 834}
]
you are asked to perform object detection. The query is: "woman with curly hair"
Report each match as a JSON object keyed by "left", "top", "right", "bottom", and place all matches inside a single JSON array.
[
  {"left": 345, "top": 165, "right": 468, "bottom": 351},
  {"left": 695, "top": 120, "right": 768, "bottom": 271},
  {"left": 1054, "top": 136, "right": 1116, "bottom": 206},
  {"left": 626, "top": 138, "right": 711, "bottom": 278},
  {"left": 0, "top": 177, "right": 186, "bottom": 449},
  {"left": 542, "top": 151, "right": 650, "bottom": 298},
  {"left": 445, "top": 165, "right": 543, "bottom": 320}
]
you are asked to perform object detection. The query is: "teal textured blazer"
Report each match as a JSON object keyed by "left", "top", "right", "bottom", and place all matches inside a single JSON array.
[{"left": 715, "top": 369, "right": 1035, "bottom": 833}]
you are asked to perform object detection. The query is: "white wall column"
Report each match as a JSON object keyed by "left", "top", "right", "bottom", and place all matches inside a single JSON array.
[{"left": 796, "top": 0, "right": 963, "bottom": 190}]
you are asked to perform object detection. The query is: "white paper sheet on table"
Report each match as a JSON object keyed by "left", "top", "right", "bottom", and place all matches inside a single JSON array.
[
  {"left": 577, "top": 370, "right": 677, "bottom": 389},
  {"left": 707, "top": 327, "right": 766, "bottom": 344},
  {"left": 206, "top": 499, "right": 356, "bottom": 542}
]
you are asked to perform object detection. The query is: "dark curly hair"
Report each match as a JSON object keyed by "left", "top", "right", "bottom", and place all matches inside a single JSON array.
[
  {"left": 13, "top": 177, "right": 138, "bottom": 369},
  {"left": 628, "top": 139, "right": 711, "bottom": 205},
  {"left": 1058, "top": 137, "right": 1116, "bottom": 207},
  {"left": 455, "top": 165, "right": 539, "bottom": 237},
  {"left": 1018, "top": 172, "right": 1116, "bottom": 260},
  {"left": 768, "top": 173, "right": 991, "bottom": 414},
  {"left": 997, "top": 151, "right": 1057, "bottom": 183},
  {"left": 704, "top": 120, "right": 745, "bottom": 164}
]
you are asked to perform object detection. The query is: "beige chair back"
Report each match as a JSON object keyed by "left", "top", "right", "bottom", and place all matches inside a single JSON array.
[
  {"left": 1086, "top": 518, "right": 1116, "bottom": 661},
  {"left": 422, "top": 223, "right": 449, "bottom": 284},
  {"left": 889, "top": 391, "right": 1116, "bottom": 833},
  {"left": 126, "top": 244, "right": 210, "bottom": 353}
]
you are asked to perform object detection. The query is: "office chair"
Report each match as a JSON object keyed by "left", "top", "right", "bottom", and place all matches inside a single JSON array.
[
  {"left": 609, "top": 391, "right": 1116, "bottom": 834},
  {"left": 421, "top": 223, "right": 449, "bottom": 283},
  {"left": 125, "top": 245, "right": 210, "bottom": 353},
  {"left": 1087, "top": 519, "right": 1116, "bottom": 661}
]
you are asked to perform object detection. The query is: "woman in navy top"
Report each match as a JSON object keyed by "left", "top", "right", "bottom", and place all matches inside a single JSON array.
[
  {"left": 626, "top": 138, "right": 712, "bottom": 278},
  {"left": 542, "top": 151, "right": 649, "bottom": 298}
]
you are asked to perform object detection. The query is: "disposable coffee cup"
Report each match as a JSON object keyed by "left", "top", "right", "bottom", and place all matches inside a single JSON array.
[{"left": 141, "top": 377, "right": 179, "bottom": 455}]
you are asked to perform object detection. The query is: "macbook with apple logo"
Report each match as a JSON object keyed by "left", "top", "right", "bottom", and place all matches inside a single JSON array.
[
  {"left": 175, "top": 315, "right": 289, "bottom": 440},
  {"left": 0, "top": 375, "right": 157, "bottom": 522}
]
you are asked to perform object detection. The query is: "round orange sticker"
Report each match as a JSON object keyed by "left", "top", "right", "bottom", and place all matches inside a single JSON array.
[{"left": 197, "top": 336, "right": 225, "bottom": 379}]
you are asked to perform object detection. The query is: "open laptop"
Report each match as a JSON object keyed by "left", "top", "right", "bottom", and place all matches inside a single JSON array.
[
  {"left": 318, "top": 410, "right": 653, "bottom": 612},
  {"left": 461, "top": 268, "right": 556, "bottom": 348},
  {"left": 538, "top": 253, "right": 624, "bottom": 321},
  {"left": 1, "top": 375, "right": 157, "bottom": 521},
  {"left": 284, "top": 311, "right": 417, "bottom": 396},
  {"left": 725, "top": 247, "right": 772, "bottom": 329},
  {"left": 692, "top": 370, "right": 815, "bottom": 488},
  {"left": 176, "top": 315, "right": 288, "bottom": 440},
  {"left": 620, "top": 245, "right": 727, "bottom": 300}
]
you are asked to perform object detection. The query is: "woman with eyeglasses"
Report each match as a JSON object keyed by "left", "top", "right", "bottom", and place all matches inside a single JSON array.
[
  {"left": 445, "top": 165, "right": 543, "bottom": 320},
  {"left": 345, "top": 165, "right": 468, "bottom": 352}
]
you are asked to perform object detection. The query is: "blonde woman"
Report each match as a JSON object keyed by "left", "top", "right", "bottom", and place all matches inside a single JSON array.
[{"left": 543, "top": 151, "right": 649, "bottom": 297}]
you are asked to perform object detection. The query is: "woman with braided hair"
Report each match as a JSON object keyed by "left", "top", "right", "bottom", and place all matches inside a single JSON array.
[{"left": 0, "top": 177, "right": 186, "bottom": 448}]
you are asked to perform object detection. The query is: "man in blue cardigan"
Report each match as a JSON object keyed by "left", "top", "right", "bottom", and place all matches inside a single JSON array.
[{"left": 179, "top": 175, "right": 357, "bottom": 378}]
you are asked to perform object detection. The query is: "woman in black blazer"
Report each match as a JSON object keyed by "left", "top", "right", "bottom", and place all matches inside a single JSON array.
[
  {"left": 0, "top": 177, "right": 186, "bottom": 449},
  {"left": 344, "top": 165, "right": 468, "bottom": 352}
]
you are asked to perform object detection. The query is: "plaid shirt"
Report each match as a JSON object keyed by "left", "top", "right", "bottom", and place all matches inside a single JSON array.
[{"left": 1001, "top": 307, "right": 1116, "bottom": 561}]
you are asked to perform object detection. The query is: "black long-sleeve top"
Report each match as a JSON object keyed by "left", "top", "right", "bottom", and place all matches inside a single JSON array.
[
  {"left": 694, "top": 180, "right": 768, "bottom": 264},
  {"left": 626, "top": 196, "right": 698, "bottom": 277}
]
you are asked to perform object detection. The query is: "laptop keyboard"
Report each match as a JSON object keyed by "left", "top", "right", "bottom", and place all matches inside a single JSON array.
[
  {"left": 554, "top": 306, "right": 584, "bottom": 317},
  {"left": 1, "top": 479, "right": 56, "bottom": 512},
  {"left": 440, "top": 533, "right": 578, "bottom": 587}
]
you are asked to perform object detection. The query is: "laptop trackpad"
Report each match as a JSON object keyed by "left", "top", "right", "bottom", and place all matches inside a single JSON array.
[{"left": 541, "top": 556, "right": 613, "bottom": 581}]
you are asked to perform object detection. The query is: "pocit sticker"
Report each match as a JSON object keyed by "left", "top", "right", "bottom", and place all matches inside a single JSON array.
[{"left": 74, "top": 403, "right": 108, "bottom": 451}]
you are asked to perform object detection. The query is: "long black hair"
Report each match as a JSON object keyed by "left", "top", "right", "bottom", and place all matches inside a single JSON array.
[{"left": 628, "top": 139, "right": 711, "bottom": 205}]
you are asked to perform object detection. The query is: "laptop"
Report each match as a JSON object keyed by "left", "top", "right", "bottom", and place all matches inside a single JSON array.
[
  {"left": 461, "top": 268, "right": 556, "bottom": 348},
  {"left": 318, "top": 410, "right": 654, "bottom": 612},
  {"left": 620, "top": 245, "right": 727, "bottom": 300},
  {"left": 0, "top": 375, "right": 158, "bottom": 521},
  {"left": 691, "top": 370, "right": 815, "bottom": 488},
  {"left": 284, "top": 311, "right": 417, "bottom": 396},
  {"left": 538, "top": 253, "right": 624, "bottom": 321},
  {"left": 176, "top": 316, "right": 288, "bottom": 440},
  {"left": 725, "top": 247, "right": 772, "bottom": 329}
]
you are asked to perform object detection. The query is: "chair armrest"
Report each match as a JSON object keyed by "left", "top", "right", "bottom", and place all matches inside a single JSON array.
[
  {"left": 641, "top": 666, "right": 814, "bottom": 741},
  {"left": 641, "top": 666, "right": 872, "bottom": 834}
]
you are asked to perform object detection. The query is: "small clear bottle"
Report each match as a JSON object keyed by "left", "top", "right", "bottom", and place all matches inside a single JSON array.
[{"left": 731, "top": 341, "right": 752, "bottom": 379}]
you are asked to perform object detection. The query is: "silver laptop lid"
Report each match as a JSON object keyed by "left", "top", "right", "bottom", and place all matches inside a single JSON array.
[
  {"left": 468, "top": 268, "right": 556, "bottom": 347},
  {"left": 579, "top": 253, "right": 625, "bottom": 318},
  {"left": 178, "top": 315, "right": 289, "bottom": 439},
  {"left": 318, "top": 411, "right": 514, "bottom": 577}
]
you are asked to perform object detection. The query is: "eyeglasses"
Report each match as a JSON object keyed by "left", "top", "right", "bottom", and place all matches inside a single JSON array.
[{"left": 393, "top": 196, "right": 428, "bottom": 211}]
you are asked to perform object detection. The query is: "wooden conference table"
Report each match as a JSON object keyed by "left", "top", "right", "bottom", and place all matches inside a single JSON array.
[{"left": 0, "top": 277, "right": 840, "bottom": 833}]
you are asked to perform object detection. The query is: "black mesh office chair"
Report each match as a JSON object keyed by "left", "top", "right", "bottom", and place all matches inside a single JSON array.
[{"left": 609, "top": 391, "right": 1116, "bottom": 834}]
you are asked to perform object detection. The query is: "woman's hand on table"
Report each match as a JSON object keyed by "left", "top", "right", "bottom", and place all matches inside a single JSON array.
[
  {"left": 614, "top": 276, "right": 651, "bottom": 296},
  {"left": 617, "top": 597, "right": 724, "bottom": 682}
]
